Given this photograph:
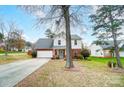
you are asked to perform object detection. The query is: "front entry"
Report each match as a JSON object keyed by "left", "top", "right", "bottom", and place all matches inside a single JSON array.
[{"left": 59, "top": 50, "right": 64, "bottom": 59}]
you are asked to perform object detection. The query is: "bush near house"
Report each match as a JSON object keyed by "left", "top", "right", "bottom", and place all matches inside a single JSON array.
[
  {"left": 81, "top": 49, "right": 90, "bottom": 60},
  {"left": 31, "top": 51, "right": 37, "bottom": 58}
]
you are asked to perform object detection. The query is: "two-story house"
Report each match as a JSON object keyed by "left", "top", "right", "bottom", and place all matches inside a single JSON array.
[{"left": 34, "top": 34, "right": 82, "bottom": 59}]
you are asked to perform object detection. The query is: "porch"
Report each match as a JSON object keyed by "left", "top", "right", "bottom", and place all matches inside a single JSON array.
[
  {"left": 53, "top": 49, "right": 66, "bottom": 59},
  {"left": 52, "top": 46, "right": 81, "bottom": 59}
]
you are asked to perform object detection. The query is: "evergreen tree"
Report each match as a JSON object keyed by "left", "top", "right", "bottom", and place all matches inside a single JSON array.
[{"left": 90, "top": 5, "right": 124, "bottom": 68}]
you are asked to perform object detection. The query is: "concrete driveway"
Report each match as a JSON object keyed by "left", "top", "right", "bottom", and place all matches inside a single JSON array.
[{"left": 0, "top": 58, "right": 50, "bottom": 87}]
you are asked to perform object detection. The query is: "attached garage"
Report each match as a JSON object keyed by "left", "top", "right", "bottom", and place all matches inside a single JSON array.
[
  {"left": 37, "top": 50, "right": 53, "bottom": 58},
  {"left": 34, "top": 38, "right": 53, "bottom": 58}
]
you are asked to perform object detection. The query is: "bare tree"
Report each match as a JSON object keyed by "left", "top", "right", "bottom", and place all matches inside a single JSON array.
[
  {"left": 0, "top": 21, "right": 8, "bottom": 56},
  {"left": 0, "top": 20, "right": 25, "bottom": 56},
  {"left": 7, "top": 22, "right": 25, "bottom": 51}
]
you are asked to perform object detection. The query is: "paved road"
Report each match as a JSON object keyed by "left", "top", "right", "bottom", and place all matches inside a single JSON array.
[{"left": 0, "top": 58, "right": 50, "bottom": 87}]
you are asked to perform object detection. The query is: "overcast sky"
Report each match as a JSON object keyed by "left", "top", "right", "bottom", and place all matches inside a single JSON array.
[{"left": 0, "top": 5, "right": 97, "bottom": 46}]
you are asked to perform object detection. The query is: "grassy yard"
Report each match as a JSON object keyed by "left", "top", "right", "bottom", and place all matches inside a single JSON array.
[
  {"left": 0, "top": 51, "right": 25, "bottom": 54},
  {"left": 0, "top": 53, "right": 31, "bottom": 64},
  {"left": 89, "top": 56, "right": 124, "bottom": 66},
  {"left": 16, "top": 58, "right": 124, "bottom": 87}
]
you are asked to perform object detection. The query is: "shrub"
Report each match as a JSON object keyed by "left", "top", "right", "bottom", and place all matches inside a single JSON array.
[
  {"left": 107, "top": 61, "right": 116, "bottom": 68},
  {"left": 81, "top": 49, "right": 90, "bottom": 60},
  {"left": 31, "top": 51, "right": 37, "bottom": 58}
]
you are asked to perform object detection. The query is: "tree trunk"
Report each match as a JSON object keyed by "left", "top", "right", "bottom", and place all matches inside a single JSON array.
[
  {"left": 109, "top": 18, "right": 122, "bottom": 67},
  {"left": 109, "top": 8, "right": 123, "bottom": 68},
  {"left": 62, "top": 5, "right": 74, "bottom": 68},
  {"left": 113, "top": 34, "right": 122, "bottom": 68}
]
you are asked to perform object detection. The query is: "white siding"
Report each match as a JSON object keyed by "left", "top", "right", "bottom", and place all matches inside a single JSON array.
[
  {"left": 54, "top": 37, "right": 66, "bottom": 46},
  {"left": 103, "top": 50, "right": 111, "bottom": 57},
  {"left": 53, "top": 37, "right": 82, "bottom": 49},
  {"left": 90, "top": 44, "right": 104, "bottom": 57},
  {"left": 119, "top": 51, "right": 124, "bottom": 57},
  {"left": 37, "top": 50, "right": 52, "bottom": 58},
  {"left": 71, "top": 40, "right": 82, "bottom": 49}
]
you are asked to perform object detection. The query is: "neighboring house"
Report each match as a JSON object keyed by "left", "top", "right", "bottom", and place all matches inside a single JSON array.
[
  {"left": 34, "top": 34, "right": 82, "bottom": 59},
  {"left": 89, "top": 44, "right": 104, "bottom": 57},
  {"left": 0, "top": 40, "right": 5, "bottom": 48},
  {"left": 90, "top": 41, "right": 124, "bottom": 57},
  {"left": 119, "top": 44, "right": 124, "bottom": 57},
  {"left": 22, "top": 46, "right": 32, "bottom": 52}
]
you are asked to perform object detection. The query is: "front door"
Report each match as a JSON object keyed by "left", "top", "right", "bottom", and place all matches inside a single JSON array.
[{"left": 59, "top": 50, "right": 64, "bottom": 59}]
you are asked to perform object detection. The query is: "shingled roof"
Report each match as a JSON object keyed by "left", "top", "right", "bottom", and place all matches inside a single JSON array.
[
  {"left": 34, "top": 38, "right": 53, "bottom": 49},
  {"left": 71, "top": 34, "right": 82, "bottom": 40},
  {"left": 100, "top": 40, "right": 123, "bottom": 50}
]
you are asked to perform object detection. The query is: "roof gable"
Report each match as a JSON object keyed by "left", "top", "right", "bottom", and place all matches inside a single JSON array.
[
  {"left": 97, "top": 40, "right": 123, "bottom": 50},
  {"left": 35, "top": 38, "right": 53, "bottom": 49}
]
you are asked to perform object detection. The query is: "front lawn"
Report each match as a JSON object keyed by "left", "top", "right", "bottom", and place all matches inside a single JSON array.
[
  {"left": 0, "top": 53, "right": 31, "bottom": 64},
  {"left": 0, "top": 51, "right": 25, "bottom": 55},
  {"left": 89, "top": 56, "right": 124, "bottom": 66},
  {"left": 16, "top": 59, "right": 124, "bottom": 87}
]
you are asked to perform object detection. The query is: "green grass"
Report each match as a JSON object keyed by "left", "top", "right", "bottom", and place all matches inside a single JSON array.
[
  {"left": 0, "top": 51, "right": 25, "bottom": 54},
  {"left": 88, "top": 56, "right": 124, "bottom": 66},
  {"left": 0, "top": 53, "right": 31, "bottom": 64}
]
